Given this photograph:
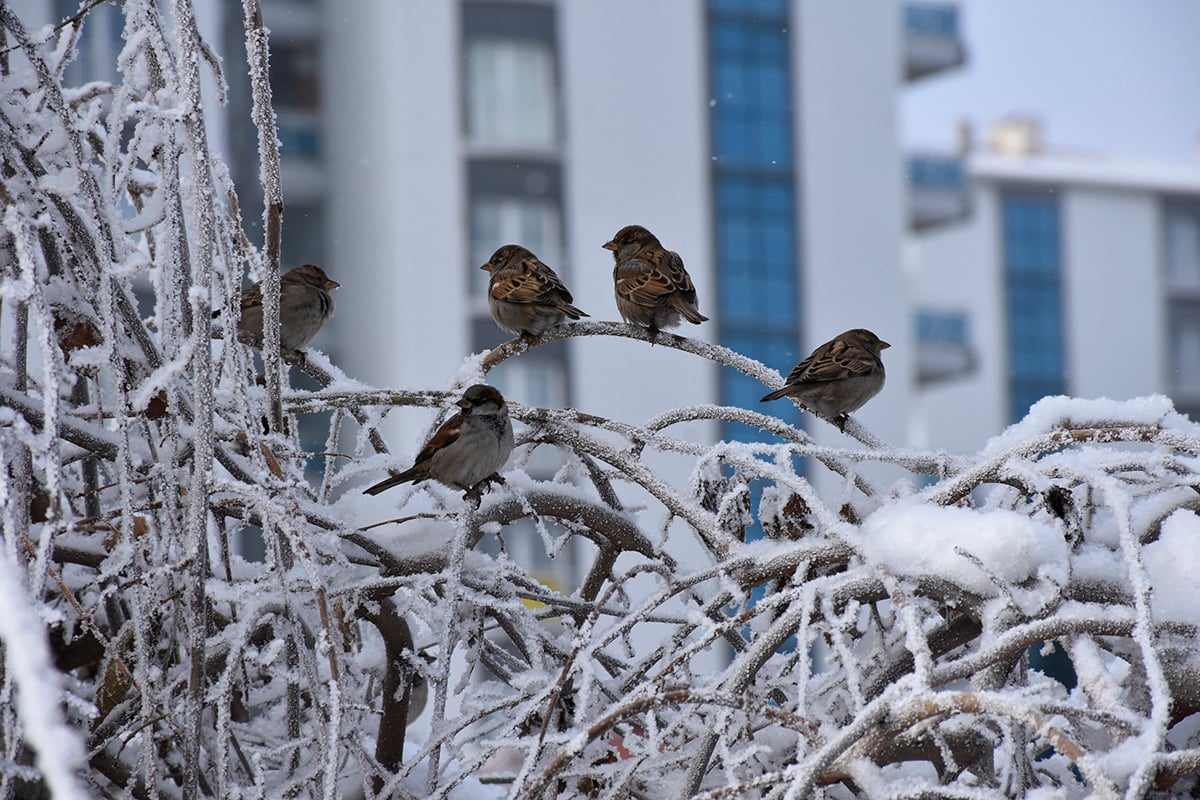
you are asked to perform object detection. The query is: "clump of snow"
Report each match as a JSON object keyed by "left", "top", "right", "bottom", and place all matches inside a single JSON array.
[
  {"left": 369, "top": 515, "right": 459, "bottom": 562},
  {"left": 856, "top": 499, "right": 1069, "bottom": 604},
  {"left": 37, "top": 166, "right": 80, "bottom": 195},
  {"left": 1099, "top": 729, "right": 1165, "bottom": 787},
  {"left": 1071, "top": 542, "right": 1127, "bottom": 588},
  {"left": 982, "top": 395, "right": 1179, "bottom": 458},
  {"left": 1142, "top": 509, "right": 1200, "bottom": 626}
]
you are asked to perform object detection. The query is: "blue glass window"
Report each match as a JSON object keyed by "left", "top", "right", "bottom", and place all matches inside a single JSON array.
[
  {"left": 917, "top": 310, "right": 969, "bottom": 346},
  {"left": 905, "top": 3, "right": 960, "bottom": 37},
  {"left": 708, "top": 2, "right": 800, "bottom": 448},
  {"left": 711, "top": 0, "right": 789, "bottom": 16},
  {"left": 1002, "top": 191, "right": 1065, "bottom": 422},
  {"left": 709, "top": 10, "right": 793, "bottom": 170},
  {"left": 277, "top": 119, "right": 322, "bottom": 160},
  {"left": 908, "top": 155, "right": 966, "bottom": 190}
]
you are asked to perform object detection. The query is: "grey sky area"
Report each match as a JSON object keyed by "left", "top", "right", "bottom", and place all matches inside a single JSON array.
[{"left": 903, "top": 0, "right": 1200, "bottom": 162}]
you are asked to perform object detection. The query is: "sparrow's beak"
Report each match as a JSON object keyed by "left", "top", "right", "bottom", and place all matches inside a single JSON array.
[
  {"left": 457, "top": 399, "right": 473, "bottom": 412},
  {"left": 879, "top": 341, "right": 891, "bottom": 349},
  {"left": 324, "top": 279, "right": 341, "bottom": 290},
  {"left": 480, "top": 263, "right": 492, "bottom": 271},
  {"left": 602, "top": 241, "right": 617, "bottom": 252}
]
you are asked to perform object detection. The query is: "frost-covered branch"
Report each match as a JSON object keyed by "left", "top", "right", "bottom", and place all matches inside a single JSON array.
[{"left": 3, "top": 2, "right": 1200, "bottom": 796}]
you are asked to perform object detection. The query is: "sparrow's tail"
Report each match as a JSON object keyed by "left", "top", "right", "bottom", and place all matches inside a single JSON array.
[
  {"left": 363, "top": 471, "right": 416, "bottom": 496},
  {"left": 561, "top": 303, "right": 590, "bottom": 321},
  {"left": 760, "top": 386, "right": 791, "bottom": 403},
  {"left": 672, "top": 296, "right": 709, "bottom": 325}
]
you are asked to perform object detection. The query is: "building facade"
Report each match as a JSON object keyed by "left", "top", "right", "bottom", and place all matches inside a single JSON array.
[
  {"left": 321, "top": 1, "right": 936, "bottom": 465},
  {"left": 912, "top": 128, "right": 1200, "bottom": 454}
]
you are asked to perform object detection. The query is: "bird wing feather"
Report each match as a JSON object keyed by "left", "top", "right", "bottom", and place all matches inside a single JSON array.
[
  {"left": 411, "top": 417, "right": 462, "bottom": 468},
  {"left": 491, "top": 260, "right": 574, "bottom": 305},
  {"left": 615, "top": 251, "right": 696, "bottom": 307},
  {"left": 787, "top": 340, "right": 877, "bottom": 384},
  {"left": 363, "top": 414, "right": 463, "bottom": 494}
]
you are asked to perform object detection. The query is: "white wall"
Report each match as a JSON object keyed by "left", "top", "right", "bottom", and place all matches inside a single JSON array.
[
  {"left": 561, "top": 2, "right": 717, "bottom": 445},
  {"left": 797, "top": 2, "right": 912, "bottom": 483},
  {"left": 912, "top": 187, "right": 1008, "bottom": 454},
  {"left": 1063, "top": 188, "right": 1163, "bottom": 399},
  {"left": 322, "top": 3, "right": 466, "bottom": 448}
]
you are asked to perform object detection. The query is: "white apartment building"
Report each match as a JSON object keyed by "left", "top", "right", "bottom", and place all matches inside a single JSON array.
[{"left": 911, "top": 119, "right": 1200, "bottom": 454}]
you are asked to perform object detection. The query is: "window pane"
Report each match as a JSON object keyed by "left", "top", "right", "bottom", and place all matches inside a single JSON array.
[
  {"left": 277, "top": 111, "right": 321, "bottom": 160},
  {"left": 711, "top": 0, "right": 788, "bottom": 16},
  {"left": 466, "top": 38, "right": 556, "bottom": 148},
  {"left": 270, "top": 43, "right": 321, "bottom": 110},
  {"left": 1169, "top": 302, "right": 1200, "bottom": 394},
  {"left": 1003, "top": 192, "right": 1065, "bottom": 421},
  {"left": 708, "top": 9, "right": 793, "bottom": 170},
  {"left": 1166, "top": 204, "right": 1200, "bottom": 288},
  {"left": 709, "top": 0, "right": 800, "bottom": 447}
]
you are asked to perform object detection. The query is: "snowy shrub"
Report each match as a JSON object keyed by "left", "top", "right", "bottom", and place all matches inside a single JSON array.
[{"left": 1, "top": 3, "right": 1199, "bottom": 798}]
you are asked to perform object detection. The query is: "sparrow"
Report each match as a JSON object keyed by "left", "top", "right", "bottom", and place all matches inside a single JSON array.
[
  {"left": 481, "top": 244, "right": 588, "bottom": 337},
  {"left": 603, "top": 224, "right": 708, "bottom": 336},
  {"left": 363, "top": 384, "right": 515, "bottom": 499},
  {"left": 228, "top": 263, "right": 340, "bottom": 352},
  {"left": 761, "top": 328, "right": 890, "bottom": 431}
]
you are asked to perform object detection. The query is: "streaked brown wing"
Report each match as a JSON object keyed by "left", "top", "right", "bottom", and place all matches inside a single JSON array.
[
  {"left": 491, "top": 259, "right": 572, "bottom": 305},
  {"left": 615, "top": 258, "right": 675, "bottom": 307},
  {"left": 659, "top": 249, "right": 697, "bottom": 295},
  {"left": 411, "top": 415, "right": 462, "bottom": 467},
  {"left": 792, "top": 340, "right": 876, "bottom": 384},
  {"left": 783, "top": 350, "right": 820, "bottom": 384}
]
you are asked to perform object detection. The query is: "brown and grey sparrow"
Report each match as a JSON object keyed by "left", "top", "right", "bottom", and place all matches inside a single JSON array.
[
  {"left": 230, "top": 263, "right": 340, "bottom": 352},
  {"left": 603, "top": 224, "right": 708, "bottom": 336},
  {"left": 481, "top": 244, "right": 588, "bottom": 337},
  {"left": 761, "top": 329, "right": 889, "bottom": 430},
  {"left": 363, "top": 384, "right": 515, "bottom": 499}
]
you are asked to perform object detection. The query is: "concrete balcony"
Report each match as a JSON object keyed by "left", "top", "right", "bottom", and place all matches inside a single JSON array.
[
  {"left": 903, "top": 3, "right": 966, "bottom": 82},
  {"left": 908, "top": 153, "right": 972, "bottom": 231},
  {"left": 916, "top": 309, "right": 976, "bottom": 384}
]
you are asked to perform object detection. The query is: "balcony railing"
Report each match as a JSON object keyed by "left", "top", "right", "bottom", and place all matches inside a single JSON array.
[
  {"left": 918, "top": 309, "right": 968, "bottom": 344},
  {"left": 905, "top": 3, "right": 959, "bottom": 37},
  {"left": 909, "top": 155, "right": 965, "bottom": 189},
  {"left": 908, "top": 153, "right": 972, "bottom": 231},
  {"left": 916, "top": 309, "right": 976, "bottom": 384},
  {"left": 903, "top": 3, "right": 966, "bottom": 81}
]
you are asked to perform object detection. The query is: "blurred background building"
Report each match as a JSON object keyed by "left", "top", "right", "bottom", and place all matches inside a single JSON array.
[{"left": 913, "top": 117, "right": 1200, "bottom": 453}]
